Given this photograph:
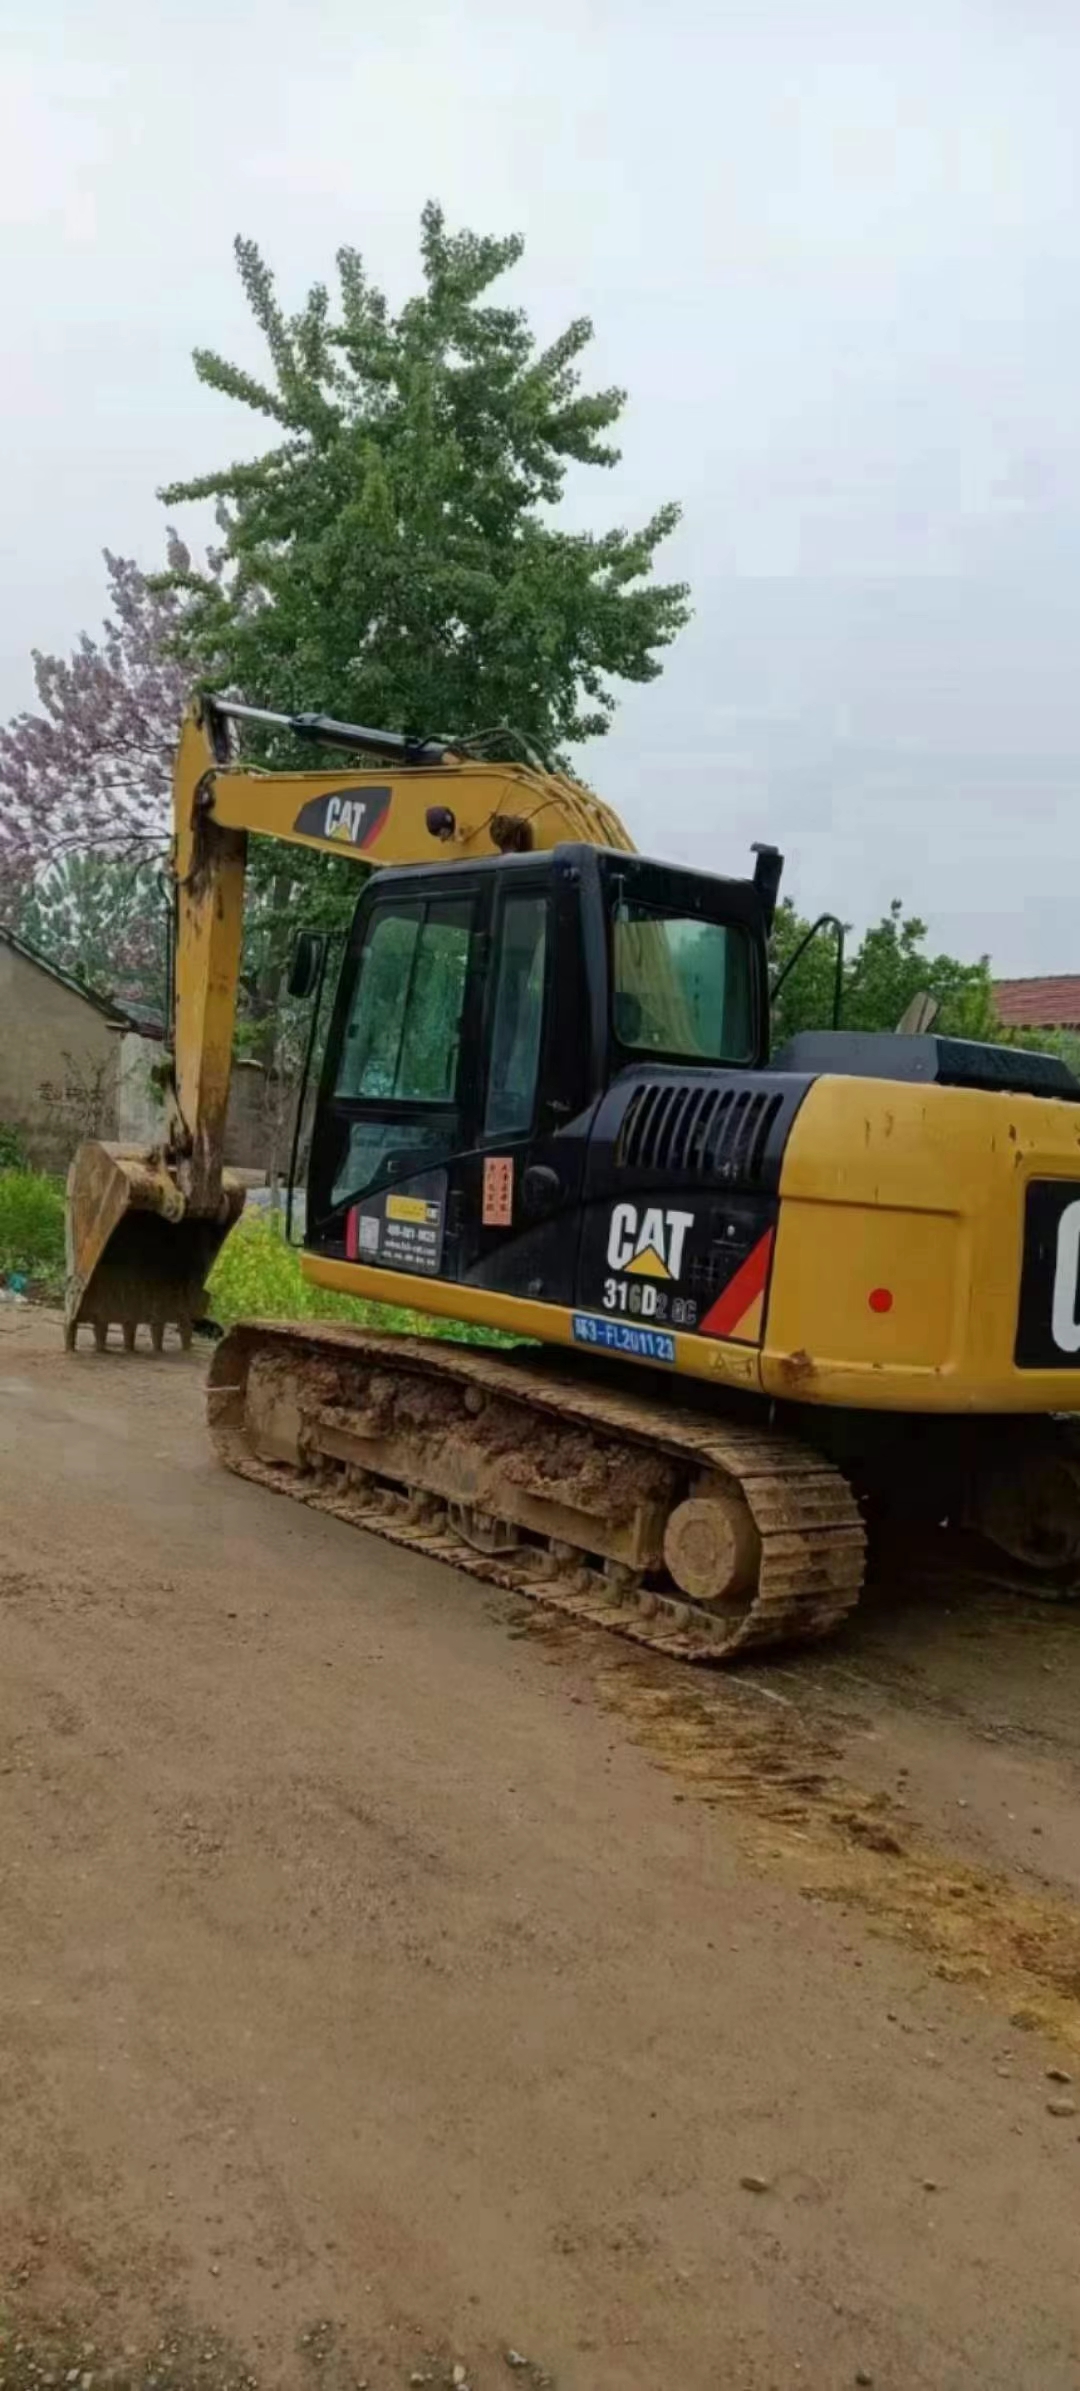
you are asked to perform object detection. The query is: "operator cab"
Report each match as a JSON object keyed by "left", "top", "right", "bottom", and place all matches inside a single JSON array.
[{"left": 304, "top": 844, "right": 778, "bottom": 1309}]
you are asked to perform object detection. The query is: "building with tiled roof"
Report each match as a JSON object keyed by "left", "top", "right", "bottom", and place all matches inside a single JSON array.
[{"left": 994, "top": 977, "right": 1080, "bottom": 1032}]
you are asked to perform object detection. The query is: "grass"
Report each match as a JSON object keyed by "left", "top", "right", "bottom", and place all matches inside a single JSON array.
[
  {"left": 207, "top": 1207, "right": 512, "bottom": 1345},
  {"left": 0, "top": 1173, "right": 512, "bottom": 1345},
  {"left": 0, "top": 1168, "right": 65, "bottom": 1298}
]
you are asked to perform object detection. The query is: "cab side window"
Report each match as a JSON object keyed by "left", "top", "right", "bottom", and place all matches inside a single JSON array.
[
  {"left": 484, "top": 893, "right": 548, "bottom": 1139},
  {"left": 328, "top": 894, "right": 475, "bottom": 1208},
  {"left": 335, "top": 898, "right": 473, "bottom": 1102}
]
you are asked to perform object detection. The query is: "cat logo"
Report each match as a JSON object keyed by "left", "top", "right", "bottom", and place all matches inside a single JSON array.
[
  {"left": 606, "top": 1202, "right": 694, "bottom": 1281},
  {"left": 291, "top": 787, "right": 391, "bottom": 849}
]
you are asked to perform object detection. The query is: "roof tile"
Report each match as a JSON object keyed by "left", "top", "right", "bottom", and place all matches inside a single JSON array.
[{"left": 994, "top": 976, "right": 1080, "bottom": 1029}]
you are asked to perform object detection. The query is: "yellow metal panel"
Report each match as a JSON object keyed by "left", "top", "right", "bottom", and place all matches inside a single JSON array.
[
  {"left": 301, "top": 1255, "right": 764, "bottom": 1393},
  {"left": 762, "top": 1074, "right": 1080, "bottom": 1414},
  {"left": 205, "top": 758, "right": 633, "bottom": 860},
  {"left": 172, "top": 716, "right": 248, "bottom": 1212},
  {"left": 766, "top": 1200, "right": 962, "bottom": 1374}
]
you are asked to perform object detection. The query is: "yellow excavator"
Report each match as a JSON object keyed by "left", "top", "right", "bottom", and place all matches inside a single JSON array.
[{"left": 65, "top": 695, "right": 1080, "bottom": 1660}]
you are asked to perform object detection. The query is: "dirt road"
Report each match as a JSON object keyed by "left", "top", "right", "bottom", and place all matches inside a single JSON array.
[{"left": 3, "top": 1310, "right": 1080, "bottom": 2389}]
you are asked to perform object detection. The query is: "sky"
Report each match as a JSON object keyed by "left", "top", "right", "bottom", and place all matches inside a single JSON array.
[{"left": 2, "top": 0, "right": 1080, "bottom": 972}]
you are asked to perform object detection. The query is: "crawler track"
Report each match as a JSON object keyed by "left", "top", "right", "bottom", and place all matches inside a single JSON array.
[{"left": 207, "top": 1323, "right": 866, "bottom": 1662}]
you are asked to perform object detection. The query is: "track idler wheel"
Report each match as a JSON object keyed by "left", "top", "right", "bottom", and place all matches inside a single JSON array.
[{"left": 663, "top": 1479, "right": 761, "bottom": 1607}]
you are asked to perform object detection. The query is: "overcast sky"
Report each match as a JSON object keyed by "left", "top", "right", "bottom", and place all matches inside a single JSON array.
[{"left": 2, "top": 0, "right": 1079, "bottom": 971}]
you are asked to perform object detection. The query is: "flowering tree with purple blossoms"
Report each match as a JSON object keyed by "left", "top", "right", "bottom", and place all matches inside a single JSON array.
[
  {"left": 0, "top": 544, "right": 203, "bottom": 1018},
  {"left": 0, "top": 541, "right": 198, "bottom": 905},
  {"left": 0, "top": 541, "right": 327, "bottom": 1152}
]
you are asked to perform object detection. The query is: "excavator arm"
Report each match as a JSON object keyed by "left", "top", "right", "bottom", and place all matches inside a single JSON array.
[{"left": 65, "top": 697, "right": 633, "bottom": 1345}]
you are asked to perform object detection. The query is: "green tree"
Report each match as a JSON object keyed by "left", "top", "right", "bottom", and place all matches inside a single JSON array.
[
  {"left": 769, "top": 898, "right": 1002, "bottom": 1049},
  {"left": 159, "top": 203, "right": 690, "bottom": 757},
  {"left": 14, "top": 853, "right": 167, "bottom": 1018}
]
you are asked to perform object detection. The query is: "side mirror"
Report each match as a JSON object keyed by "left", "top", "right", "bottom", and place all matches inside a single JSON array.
[
  {"left": 751, "top": 842, "right": 784, "bottom": 931},
  {"left": 288, "top": 930, "right": 326, "bottom": 1001}
]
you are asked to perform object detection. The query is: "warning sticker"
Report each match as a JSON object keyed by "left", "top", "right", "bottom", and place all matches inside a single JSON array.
[
  {"left": 482, "top": 1155, "right": 514, "bottom": 1228},
  {"left": 348, "top": 1170, "right": 447, "bottom": 1278}
]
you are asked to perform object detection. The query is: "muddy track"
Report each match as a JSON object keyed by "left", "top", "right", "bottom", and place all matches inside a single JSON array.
[{"left": 208, "top": 1322, "right": 866, "bottom": 1661}]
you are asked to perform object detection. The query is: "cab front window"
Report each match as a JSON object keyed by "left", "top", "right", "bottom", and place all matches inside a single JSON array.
[{"left": 612, "top": 902, "right": 754, "bottom": 1064}]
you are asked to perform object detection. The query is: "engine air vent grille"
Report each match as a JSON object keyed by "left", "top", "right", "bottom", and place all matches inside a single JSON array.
[{"left": 616, "top": 1080, "right": 784, "bottom": 1186}]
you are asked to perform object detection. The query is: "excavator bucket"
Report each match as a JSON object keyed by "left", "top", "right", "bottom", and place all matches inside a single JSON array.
[{"left": 64, "top": 1141, "right": 245, "bottom": 1353}]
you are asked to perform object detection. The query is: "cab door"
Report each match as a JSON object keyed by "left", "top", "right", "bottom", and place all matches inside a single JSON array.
[
  {"left": 306, "top": 874, "right": 486, "bottom": 1283},
  {"left": 458, "top": 856, "right": 598, "bottom": 1308}
]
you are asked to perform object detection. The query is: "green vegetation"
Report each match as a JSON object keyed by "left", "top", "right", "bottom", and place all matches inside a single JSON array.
[
  {"left": 769, "top": 900, "right": 1080, "bottom": 1061},
  {"left": 162, "top": 205, "right": 688, "bottom": 762},
  {"left": 14, "top": 853, "right": 167, "bottom": 1019},
  {"left": 769, "top": 897, "right": 1004, "bottom": 1047},
  {"left": 0, "top": 1169, "right": 65, "bottom": 1297},
  {"left": 0, "top": 1124, "right": 28, "bottom": 1171},
  {"left": 152, "top": 204, "right": 691, "bottom": 1097},
  {"left": 207, "top": 1209, "right": 509, "bottom": 1345},
  {"left": 0, "top": 1182, "right": 509, "bottom": 1337}
]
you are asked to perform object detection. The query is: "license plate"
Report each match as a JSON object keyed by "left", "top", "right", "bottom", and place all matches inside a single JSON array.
[{"left": 571, "top": 1313, "right": 676, "bottom": 1365}]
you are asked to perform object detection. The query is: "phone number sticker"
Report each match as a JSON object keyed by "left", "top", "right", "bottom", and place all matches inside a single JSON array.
[{"left": 571, "top": 1313, "right": 676, "bottom": 1365}]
